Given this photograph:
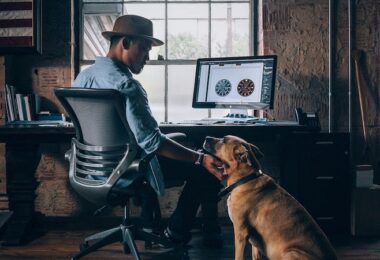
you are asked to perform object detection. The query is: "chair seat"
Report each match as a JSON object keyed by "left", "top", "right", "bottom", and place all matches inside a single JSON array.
[{"left": 107, "top": 177, "right": 146, "bottom": 206}]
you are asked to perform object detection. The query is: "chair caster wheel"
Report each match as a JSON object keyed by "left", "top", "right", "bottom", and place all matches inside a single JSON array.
[
  {"left": 145, "top": 241, "right": 153, "bottom": 249},
  {"left": 123, "top": 243, "right": 131, "bottom": 254},
  {"left": 80, "top": 242, "right": 89, "bottom": 251}
]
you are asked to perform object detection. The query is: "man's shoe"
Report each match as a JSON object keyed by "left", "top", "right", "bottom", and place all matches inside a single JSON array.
[
  {"left": 141, "top": 227, "right": 191, "bottom": 249},
  {"left": 142, "top": 227, "right": 167, "bottom": 249},
  {"left": 163, "top": 227, "right": 192, "bottom": 246}
]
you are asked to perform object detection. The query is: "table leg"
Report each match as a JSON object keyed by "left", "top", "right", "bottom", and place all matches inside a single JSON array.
[{"left": 1, "top": 143, "right": 41, "bottom": 246}]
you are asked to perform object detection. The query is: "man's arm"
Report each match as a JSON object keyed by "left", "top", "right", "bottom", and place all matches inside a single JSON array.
[{"left": 156, "top": 138, "right": 225, "bottom": 180}]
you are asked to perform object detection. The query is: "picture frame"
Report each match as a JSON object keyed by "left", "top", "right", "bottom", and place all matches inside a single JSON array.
[{"left": 0, "top": 0, "right": 42, "bottom": 54}]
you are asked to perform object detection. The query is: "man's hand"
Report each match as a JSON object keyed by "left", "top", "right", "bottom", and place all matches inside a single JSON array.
[{"left": 202, "top": 154, "right": 226, "bottom": 181}]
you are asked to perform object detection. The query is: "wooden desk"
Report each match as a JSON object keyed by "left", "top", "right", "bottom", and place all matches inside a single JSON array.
[
  {"left": 0, "top": 123, "right": 307, "bottom": 245},
  {"left": 159, "top": 122, "right": 306, "bottom": 146},
  {"left": 0, "top": 125, "right": 75, "bottom": 246},
  {"left": 0, "top": 124, "right": 75, "bottom": 143}
]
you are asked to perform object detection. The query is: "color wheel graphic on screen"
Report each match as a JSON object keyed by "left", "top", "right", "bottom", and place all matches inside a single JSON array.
[
  {"left": 215, "top": 79, "right": 232, "bottom": 97},
  {"left": 237, "top": 79, "right": 255, "bottom": 97}
]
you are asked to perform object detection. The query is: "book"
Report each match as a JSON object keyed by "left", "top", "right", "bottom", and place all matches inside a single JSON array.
[
  {"left": 5, "top": 85, "right": 15, "bottom": 122},
  {"left": 15, "top": 94, "right": 25, "bottom": 121},
  {"left": 24, "top": 95, "right": 32, "bottom": 121},
  {"left": 9, "top": 85, "right": 19, "bottom": 121},
  {"left": 33, "top": 94, "right": 41, "bottom": 117},
  {"left": 36, "top": 112, "right": 65, "bottom": 121}
]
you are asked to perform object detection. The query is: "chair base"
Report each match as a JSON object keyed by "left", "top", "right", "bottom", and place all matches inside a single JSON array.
[{"left": 71, "top": 224, "right": 174, "bottom": 260}]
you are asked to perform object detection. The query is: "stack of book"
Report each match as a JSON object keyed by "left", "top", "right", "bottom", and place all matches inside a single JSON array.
[
  {"left": 5, "top": 84, "right": 39, "bottom": 122},
  {"left": 5, "top": 84, "right": 69, "bottom": 126}
]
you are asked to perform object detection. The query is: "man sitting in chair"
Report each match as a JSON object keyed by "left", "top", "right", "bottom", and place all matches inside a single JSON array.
[{"left": 73, "top": 14, "right": 224, "bottom": 246}]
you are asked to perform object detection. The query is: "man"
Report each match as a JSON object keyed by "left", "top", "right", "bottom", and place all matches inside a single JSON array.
[{"left": 74, "top": 15, "right": 223, "bottom": 246}]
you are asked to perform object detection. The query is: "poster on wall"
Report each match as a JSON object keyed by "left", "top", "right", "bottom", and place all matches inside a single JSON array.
[{"left": 0, "top": 0, "right": 42, "bottom": 54}]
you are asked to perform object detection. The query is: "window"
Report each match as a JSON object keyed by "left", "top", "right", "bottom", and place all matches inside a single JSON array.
[{"left": 80, "top": 0, "right": 254, "bottom": 122}]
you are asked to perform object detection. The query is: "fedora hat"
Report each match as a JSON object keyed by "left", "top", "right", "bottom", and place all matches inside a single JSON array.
[{"left": 102, "top": 15, "right": 164, "bottom": 46}]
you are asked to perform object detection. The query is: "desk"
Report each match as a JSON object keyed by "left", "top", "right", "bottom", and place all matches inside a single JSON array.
[
  {"left": 0, "top": 125, "right": 75, "bottom": 245},
  {"left": 0, "top": 123, "right": 307, "bottom": 245},
  {"left": 160, "top": 123, "right": 306, "bottom": 147},
  {"left": 159, "top": 123, "right": 308, "bottom": 180}
]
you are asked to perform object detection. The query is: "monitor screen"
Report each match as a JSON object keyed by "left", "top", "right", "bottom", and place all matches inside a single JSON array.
[{"left": 192, "top": 55, "right": 277, "bottom": 110}]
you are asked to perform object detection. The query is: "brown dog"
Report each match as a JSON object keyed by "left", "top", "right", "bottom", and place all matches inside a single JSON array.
[{"left": 203, "top": 135, "right": 337, "bottom": 260}]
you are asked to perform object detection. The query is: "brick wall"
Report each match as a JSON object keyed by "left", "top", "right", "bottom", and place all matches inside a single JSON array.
[{"left": 262, "top": 1, "right": 330, "bottom": 127}]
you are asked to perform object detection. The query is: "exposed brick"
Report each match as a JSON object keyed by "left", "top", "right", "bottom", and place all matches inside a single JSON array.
[
  {"left": 32, "top": 66, "right": 71, "bottom": 114},
  {"left": 263, "top": 3, "right": 290, "bottom": 32}
]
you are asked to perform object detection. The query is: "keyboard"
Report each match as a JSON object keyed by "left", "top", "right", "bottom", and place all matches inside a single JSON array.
[
  {"left": 177, "top": 117, "right": 269, "bottom": 125},
  {"left": 178, "top": 118, "right": 268, "bottom": 125},
  {"left": 178, "top": 118, "right": 226, "bottom": 125}
]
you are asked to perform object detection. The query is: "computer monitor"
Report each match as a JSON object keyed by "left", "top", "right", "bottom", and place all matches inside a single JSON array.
[{"left": 192, "top": 55, "right": 277, "bottom": 117}]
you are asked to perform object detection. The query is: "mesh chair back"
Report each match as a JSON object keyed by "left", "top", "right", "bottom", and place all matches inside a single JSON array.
[
  {"left": 56, "top": 88, "right": 135, "bottom": 146},
  {"left": 55, "top": 88, "right": 140, "bottom": 205}
]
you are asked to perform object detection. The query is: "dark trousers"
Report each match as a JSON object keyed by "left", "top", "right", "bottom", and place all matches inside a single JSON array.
[{"left": 140, "top": 156, "right": 221, "bottom": 235}]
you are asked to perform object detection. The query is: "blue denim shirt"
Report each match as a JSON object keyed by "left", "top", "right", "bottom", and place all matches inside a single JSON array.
[{"left": 74, "top": 56, "right": 167, "bottom": 195}]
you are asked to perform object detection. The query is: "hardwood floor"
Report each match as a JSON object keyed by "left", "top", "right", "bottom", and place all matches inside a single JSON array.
[{"left": 1, "top": 221, "right": 380, "bottom": 259}]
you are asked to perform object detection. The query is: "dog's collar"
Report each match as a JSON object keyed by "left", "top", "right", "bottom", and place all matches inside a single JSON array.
[{"left": 218, "top": 170, "right": 263, "bottom": 199}]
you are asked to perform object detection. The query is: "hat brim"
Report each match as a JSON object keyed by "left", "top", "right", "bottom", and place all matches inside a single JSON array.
[{"left": 102, "top": 31, "right": 164, "bottom": 46}]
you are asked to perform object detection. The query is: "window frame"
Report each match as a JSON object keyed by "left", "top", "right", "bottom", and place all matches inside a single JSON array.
[{"left": 77, "top": 0, "right": 258, "bottom": 122}]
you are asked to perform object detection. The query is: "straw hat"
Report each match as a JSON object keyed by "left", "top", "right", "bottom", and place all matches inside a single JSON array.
[{"left": 102, "top": 15, "right": 164, "bottom": 46}]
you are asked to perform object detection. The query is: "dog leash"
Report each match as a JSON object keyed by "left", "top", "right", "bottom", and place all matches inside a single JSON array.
[{"left": 218, "top": 170, "right": 263, "bottom": 199}]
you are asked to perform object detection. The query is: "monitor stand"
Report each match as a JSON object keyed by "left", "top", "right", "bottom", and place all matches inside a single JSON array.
[
  {"left": 201, "top": 109, "right": 267, "bottom": 124},
  {"left": 225, "top": 109, "right": 250, "bottom": 119},
  {"left": 220, "top": 109, "right": 258, "bottom": 123}
]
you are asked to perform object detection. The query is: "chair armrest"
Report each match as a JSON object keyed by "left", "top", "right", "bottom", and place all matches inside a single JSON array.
[
  {"left": 106, "top": 151, "right": 154, "bottom": 187},
  {"left": 126, "top": 153, "right": 154, "bottom": 174},
  {"left": 64, "top": 149, "right": 72, "bottom": 161}
]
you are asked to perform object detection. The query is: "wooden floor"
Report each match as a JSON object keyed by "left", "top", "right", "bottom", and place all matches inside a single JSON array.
[{"left": 1, "top": 221, "right": 380, "bottom": 259}]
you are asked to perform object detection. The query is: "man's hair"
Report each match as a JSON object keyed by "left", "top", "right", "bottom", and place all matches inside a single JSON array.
[
  {"left": 109, "top": 36, "right": 136, "bottom": 49},
  {"left": 109, "top": 35, "right": 150, "bottom": 49}
]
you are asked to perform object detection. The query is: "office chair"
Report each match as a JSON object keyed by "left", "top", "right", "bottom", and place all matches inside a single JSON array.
[{"left": 54, "top": 88, "right": 176, "bottom": 260}]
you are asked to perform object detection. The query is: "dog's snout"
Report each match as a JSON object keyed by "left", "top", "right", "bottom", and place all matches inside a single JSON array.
[
  {"left": 205, "top": 136, "right": 221, "bottom": 143},
  {"left": 203, "top": 136, "right": 220, "bottom": 154}
]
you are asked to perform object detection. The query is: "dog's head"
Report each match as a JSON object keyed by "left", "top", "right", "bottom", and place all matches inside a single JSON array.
[{"left": 203, "top": 135, "right": 263, "bottom": 177}]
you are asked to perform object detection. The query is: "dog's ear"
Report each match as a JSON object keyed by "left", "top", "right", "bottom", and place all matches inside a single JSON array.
[
  {"left": 249, "top": 144, "right": 264, "bottom": 159},
  {"left": 235, "top": 147, "right": 251, "bottom": 165},
  {"left": 243, "top": 143, "right": 263, "bottom": 170}
]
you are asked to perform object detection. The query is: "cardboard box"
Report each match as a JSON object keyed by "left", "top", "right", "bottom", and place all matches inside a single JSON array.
[{"left": 351, "top": 185, "right": 380, "bottom": 236}]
